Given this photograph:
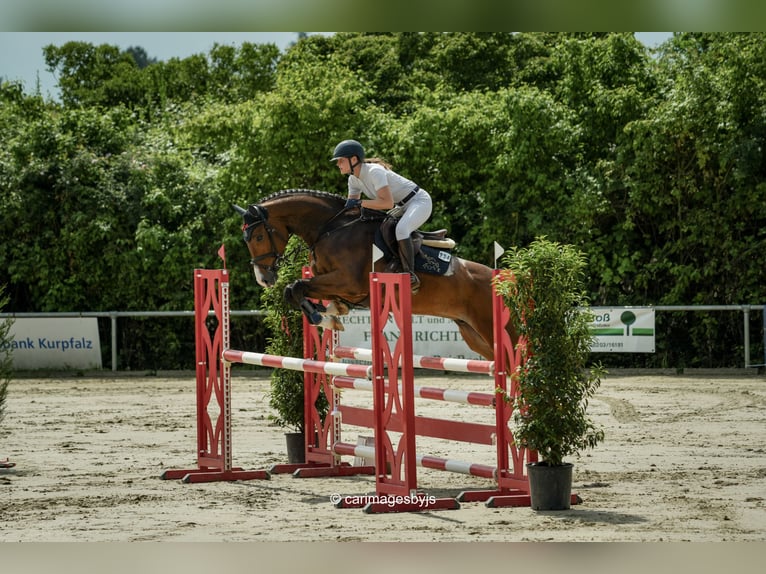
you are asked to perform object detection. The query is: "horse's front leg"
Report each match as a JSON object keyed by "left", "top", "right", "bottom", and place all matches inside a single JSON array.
[
  {"left": 284, "top": 279, "right": 345, "bottom": 331},
  {"left": 284, "top": 280, "right": 321, "bottom": 322}
]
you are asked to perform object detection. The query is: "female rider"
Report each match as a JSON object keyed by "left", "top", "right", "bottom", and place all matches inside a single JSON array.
[{"left": 331, "top": 139, "right": 432, "bottom": 292}]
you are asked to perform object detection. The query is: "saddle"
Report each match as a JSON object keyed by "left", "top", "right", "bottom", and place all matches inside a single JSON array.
[
  {"left": 377, "top": 216, "right": 455, "bottom": 252},
  {"left": 367, "top": 209, "right": 456, "bottom": 276}
]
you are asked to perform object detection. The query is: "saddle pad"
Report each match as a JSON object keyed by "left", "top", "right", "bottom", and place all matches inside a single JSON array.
[
  {"left": 373, "top": 232, "right": 453, "bottom": 276},
  {"left": 417, "top": 244, "right": 453, "bottom": 275}
]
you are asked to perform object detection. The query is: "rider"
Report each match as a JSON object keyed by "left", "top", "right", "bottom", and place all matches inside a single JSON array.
[{"left": 331, "top": 139, "right": 433, "bottom": 292}]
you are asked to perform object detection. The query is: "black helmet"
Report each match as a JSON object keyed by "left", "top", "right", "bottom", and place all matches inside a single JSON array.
[{"left": 331, "top": 139, "right": 365, "bottom": 162}]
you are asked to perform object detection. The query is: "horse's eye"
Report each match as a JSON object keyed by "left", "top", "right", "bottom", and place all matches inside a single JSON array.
[{"left": 255, "top": 232, "right": 265, "bottom": 242}]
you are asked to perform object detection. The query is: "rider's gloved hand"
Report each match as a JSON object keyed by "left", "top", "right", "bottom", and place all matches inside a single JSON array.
[{"left": 344, "top": 198, "right": 362, "bottom": 209}]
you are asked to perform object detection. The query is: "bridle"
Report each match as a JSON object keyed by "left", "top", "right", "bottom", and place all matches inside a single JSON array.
[
  {"left": 240, "top": 198, "right": 359, "bottom": 278},
  {"left": 241, "top": 204, "right": 288, "bottom": 275}
]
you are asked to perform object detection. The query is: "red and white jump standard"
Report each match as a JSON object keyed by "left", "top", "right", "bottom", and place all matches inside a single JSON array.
[{"left": 162, "top": 265, "right": 579, "bottom": 512}]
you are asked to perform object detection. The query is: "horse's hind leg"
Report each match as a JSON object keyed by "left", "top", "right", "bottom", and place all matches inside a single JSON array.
[{"left": 454, "top": 320, "right": 494, "bottom": 361}]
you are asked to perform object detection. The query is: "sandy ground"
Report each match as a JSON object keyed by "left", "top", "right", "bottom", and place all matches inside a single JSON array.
[{"left": 1, "top": 370, "right": 765, "bottom": 543}]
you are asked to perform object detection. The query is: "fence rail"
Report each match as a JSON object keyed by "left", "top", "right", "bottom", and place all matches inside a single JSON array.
[
  {"left": 652, "top": 305, "right": 766, "bottom": 368},
  {"left": 0, "top": 309, "right": 265, "bottom": 371},
  {"left": 2, "top": 305, "right": 764, "bottom": 371}
]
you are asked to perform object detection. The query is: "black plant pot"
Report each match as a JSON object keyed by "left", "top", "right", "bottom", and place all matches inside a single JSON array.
[
  {"left": 285, "top": 431, "right": 305, "bottom": 464},
  {"left": 526, "top": 461, "right": 574, "bottom": 510}
]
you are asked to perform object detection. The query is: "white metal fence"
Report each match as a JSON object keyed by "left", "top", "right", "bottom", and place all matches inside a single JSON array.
[{"left": 2, "top": 305, "right": 764, "bottom": 371}]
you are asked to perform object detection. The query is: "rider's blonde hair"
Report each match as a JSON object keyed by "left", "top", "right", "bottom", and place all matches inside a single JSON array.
[{"left": 365, "top": 157, "right": 392, "bottom": 170}]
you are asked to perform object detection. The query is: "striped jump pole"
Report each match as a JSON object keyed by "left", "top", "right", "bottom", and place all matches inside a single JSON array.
[
  {"left": 334, "top": 345, "right": 495, "bottom": 375},
  {"left": 331, "top": 441, "right": 501, "bottom": 513},
  {"left": 334, "top": 442, "right": 496, "bottom": 480},
  {"left": 222, "top": 349, "right": 373, "bottom": 379},
  {"left": 332, "top": 375, "right": 495, "bottom": 407}
]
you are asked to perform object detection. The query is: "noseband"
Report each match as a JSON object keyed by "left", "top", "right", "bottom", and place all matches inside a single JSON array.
[{"left": 242, "top": 205, "right": 286, "bottom": 273}]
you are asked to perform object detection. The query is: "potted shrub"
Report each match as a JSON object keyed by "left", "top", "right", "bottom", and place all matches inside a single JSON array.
[
  {"left": 493, "top": 237, "right": 605, "bottom": 510},
  {"left": 261, "top": 237, "right": 328, "bottom": 462}
]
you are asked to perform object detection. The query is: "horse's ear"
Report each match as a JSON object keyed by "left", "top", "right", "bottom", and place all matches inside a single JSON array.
[{"left": 232, "top": 204, "right": 248, "bottom": 217}]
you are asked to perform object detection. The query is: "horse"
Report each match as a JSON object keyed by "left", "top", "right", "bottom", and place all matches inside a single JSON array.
[{"left": 233, "top": 189, "right": 513, "bottom": 360}]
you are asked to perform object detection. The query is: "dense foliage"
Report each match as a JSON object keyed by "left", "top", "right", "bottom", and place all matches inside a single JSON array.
[
  {"left": 1, "top": 33, "right": 764, "bottom": 369},
  {"left": 261, "top": 236, "right": 328, "bottom": 431}
]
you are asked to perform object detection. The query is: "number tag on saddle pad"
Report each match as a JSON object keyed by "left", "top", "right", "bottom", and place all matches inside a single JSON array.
[{"left": 417, "top": 245, "right": 453, "bottom": 275}]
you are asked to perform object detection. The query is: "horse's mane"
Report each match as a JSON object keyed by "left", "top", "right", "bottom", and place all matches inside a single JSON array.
[{"left": 259, "top": 188, "right": 345, "bottom": 206}]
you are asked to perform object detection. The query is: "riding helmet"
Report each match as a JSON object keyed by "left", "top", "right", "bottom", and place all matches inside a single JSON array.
[{"left": 331, "top": 139, "right": 365, "bottom": 162}]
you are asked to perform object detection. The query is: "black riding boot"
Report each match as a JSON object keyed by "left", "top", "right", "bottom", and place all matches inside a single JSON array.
[{"left": 397, "top": 238, "right": 421, "bottom": 293}]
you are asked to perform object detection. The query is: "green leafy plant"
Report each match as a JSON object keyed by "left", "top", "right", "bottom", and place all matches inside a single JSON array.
[
  {"left": 494, "top": 237, "right": 605, "bottom": 466},
  {"left": 261, "top": 236, "right": 328, "bottom": 432}
]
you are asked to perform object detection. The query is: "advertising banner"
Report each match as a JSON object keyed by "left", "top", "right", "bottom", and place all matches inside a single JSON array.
[
  {"left": 338, "top": 311, "right": 481, "bottom": 360},
  {"left": 589, "top": 307, "right": 655, "bottom": 353},
  {"left": 3, "top": 318, "right": 103, "bottom": 369}
]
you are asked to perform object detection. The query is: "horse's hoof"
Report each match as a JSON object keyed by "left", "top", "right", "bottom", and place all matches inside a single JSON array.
[
  {"left": 318, "top": 315, "right": 345, "bottom": 331},
  {"left": 325, "top": 300, "right": 350, "bottom": 316}
]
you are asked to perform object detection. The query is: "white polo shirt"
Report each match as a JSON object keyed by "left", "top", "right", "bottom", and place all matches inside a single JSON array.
[{"left": 348, "top": 162, "right": 418, "bottom": 204}]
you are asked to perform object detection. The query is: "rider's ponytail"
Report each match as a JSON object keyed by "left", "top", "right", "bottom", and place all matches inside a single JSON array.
[{"left": 365, "top": 157, "right": 392, "bottom": 170}]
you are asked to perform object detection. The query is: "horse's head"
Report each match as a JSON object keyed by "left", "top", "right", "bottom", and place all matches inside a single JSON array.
[{"left": 232, "top": 203, "right": 289, "bottom": 288}]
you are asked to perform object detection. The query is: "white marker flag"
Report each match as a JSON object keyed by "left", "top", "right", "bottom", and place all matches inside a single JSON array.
[
  {"left": 372, "top": 244, "right": 384, "bottom": 267},
  {"left": 493, "top": 242, "right": 505, "bottom": 268}
]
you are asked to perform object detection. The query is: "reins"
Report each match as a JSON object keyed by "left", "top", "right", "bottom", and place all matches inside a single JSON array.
[
  {"left": 311, "top": 209, "right": 359, "bottom": 249},
  {"left": 243, "top": 193, "right": 388, "bottom": 275}
]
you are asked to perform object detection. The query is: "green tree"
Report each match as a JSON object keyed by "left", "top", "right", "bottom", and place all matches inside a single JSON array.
[
  {"left": 202, "top": 43, "right": 375, "bottom": 203},
  {"left": 594, "top": 33, "right": 766, "bottom": 366},
  {"left": 208, "top": 42, "right": 280, "bottom": 102},
  {"left": 44, "top": 42, "right": 146, "bottom": 108},
  {"left": 419, "top": 32, "right": 517, "bottom": 93},
  {"left": 45, "top": 40, "right": 281, "bottom": 111},
  {"left": 374, "top": 89, "right": 507, "bottom": 262},
  {"left": 3, "top": 32, "right": 764, "bottom": 371}
]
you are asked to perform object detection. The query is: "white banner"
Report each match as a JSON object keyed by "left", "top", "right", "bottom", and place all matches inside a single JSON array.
[
  {"left": 338, "top": 311, "right": 482, "bottom": 360},
  {"left": 338, "top": 306, "right": 656, "bottom": 358},
  {"left": 589, "top": 307, "right": 655, "bottom": 353},
  {"left": 4, "top": 318, "right": 103, "bottom": 369}
]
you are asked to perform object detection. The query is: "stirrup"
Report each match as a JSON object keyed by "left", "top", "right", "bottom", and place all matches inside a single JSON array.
[{"left": 409, "top": 273, "right": 421, "bottom": 293}]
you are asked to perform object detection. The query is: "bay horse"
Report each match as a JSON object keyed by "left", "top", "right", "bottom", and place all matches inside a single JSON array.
[{"left": 233, "top": 189, "right": 512, "bottom": 360}]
